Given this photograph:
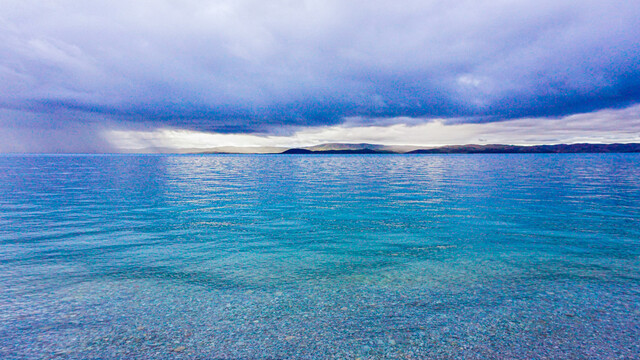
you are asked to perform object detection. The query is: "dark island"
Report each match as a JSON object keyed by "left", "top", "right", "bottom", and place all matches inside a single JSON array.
[
  {"left": 407, "top": 143, "right": 640, "bottom": 154},
  {"left": 282, "top": 148, "right": 391, "bottom": 154},
  {"left": 278, "top": 143, "right": 640, "bottom": 154}
]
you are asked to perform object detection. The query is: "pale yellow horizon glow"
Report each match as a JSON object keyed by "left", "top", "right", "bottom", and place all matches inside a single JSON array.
[{"left": 104, "top": 105, "right": 640, "bottom": 152}]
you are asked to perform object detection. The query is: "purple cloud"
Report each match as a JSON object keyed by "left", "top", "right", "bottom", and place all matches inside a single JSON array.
[{"left": 1, "top": 0, "right": 639, "bottom": 151}]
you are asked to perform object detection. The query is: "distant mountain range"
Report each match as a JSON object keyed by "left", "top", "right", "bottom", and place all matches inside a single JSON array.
[
  {"left": 180, "top": 143, "right": 640, "bottom": 154},
  {"left": 283, "top": 148, "right": 391, "bottom": 154},
  {"left": 279, "top": 143, "right": 640, "bottom": 154},
  {"left": 407, "top": 143, "right": 640, "bottom": 154}
]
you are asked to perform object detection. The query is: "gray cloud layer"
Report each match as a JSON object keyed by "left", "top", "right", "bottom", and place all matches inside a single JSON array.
[
  {"left": 102, "top": 105, "right": 640, "bottom": 153},
  {"left": 1, "top": 0, "right": 640, "bottom": 135}
]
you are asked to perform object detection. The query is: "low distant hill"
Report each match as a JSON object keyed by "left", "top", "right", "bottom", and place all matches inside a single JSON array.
[
  {"left": 282, "top": 148, "right": 391, "bottom": 154},
  {"left": 304, "top": 143, "right": 388, "bottom": 151},
  {"left": 408, "top": 143, "right": 640, "bottom": 154},
  {"left": 181, "top": 143, "right": 640, "bottom": 154},
  {"left": 282, "top": 143, "right": 416, "bottom": 154},
  {"left": 282, "top": 148, "right": 313, "bottom": 154}
]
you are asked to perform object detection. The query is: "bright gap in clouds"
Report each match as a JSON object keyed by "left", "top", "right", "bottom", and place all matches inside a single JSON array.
[{"left": 105, "top": 105, "right": 640, "bottom": 152}]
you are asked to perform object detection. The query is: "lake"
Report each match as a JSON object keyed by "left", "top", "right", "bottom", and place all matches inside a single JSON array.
[{"left": 1, "top": 154, "right": 639, "bottom": 359}]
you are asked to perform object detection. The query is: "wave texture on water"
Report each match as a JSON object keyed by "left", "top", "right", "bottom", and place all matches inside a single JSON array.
[{"left": 1, "top": 154, "right": 639, "bottom": 359}]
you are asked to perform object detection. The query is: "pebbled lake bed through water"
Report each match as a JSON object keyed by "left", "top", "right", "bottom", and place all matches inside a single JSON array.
[{"left": 1, "top": 153, "right": 639, "bottom": 359}]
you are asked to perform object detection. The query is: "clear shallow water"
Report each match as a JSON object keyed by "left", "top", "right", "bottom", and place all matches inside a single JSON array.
[{"left": 1, "top": 154, "right": 639, "bottom": 359}]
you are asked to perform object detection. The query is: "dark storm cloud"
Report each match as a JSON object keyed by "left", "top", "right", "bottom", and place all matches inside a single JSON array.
[{"left": 1, "top": 0, "right": 640, "bottom": 134}]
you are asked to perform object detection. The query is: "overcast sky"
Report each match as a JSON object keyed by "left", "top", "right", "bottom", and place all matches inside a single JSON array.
[{"left": 1, "top": 0, "right": 639, "bottom": 152}]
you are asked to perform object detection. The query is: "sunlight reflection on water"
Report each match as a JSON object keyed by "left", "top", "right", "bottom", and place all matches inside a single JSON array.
[{"left": 1, "top": 154, "right": 639, "bottom": 358}]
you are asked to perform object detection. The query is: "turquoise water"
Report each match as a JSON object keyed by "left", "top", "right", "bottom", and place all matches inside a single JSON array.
[{"left": 1, "top": 154, "right": 639, "bottom": 359}]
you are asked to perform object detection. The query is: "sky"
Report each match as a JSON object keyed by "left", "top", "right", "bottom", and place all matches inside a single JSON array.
[{"left": 1, "top": 0, "right": 639, "bottom": 152}]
